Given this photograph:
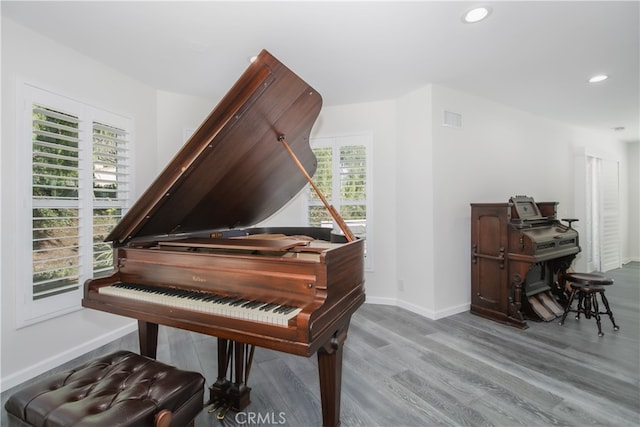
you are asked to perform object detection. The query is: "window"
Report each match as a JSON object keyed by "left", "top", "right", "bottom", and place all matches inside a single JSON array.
[
  {"left": 17, "top": 84, "right": 132, "bottom": 326},
  {"left": 308, "top": 134, "right": 373, "bottom": 270}
]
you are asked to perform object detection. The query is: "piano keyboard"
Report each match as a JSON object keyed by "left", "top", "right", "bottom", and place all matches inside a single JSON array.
[{"left": 99, "top": 283, "right": 302, "bottom": 327}]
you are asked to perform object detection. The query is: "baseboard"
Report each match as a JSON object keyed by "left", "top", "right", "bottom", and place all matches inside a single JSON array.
[
  {"left": 365, "top": 298, "right": 469, "bottom": 320},
  {"left": 432, "top": 302, "right": 471, "bottom": 319},
  {"left": 1, "top": 321, "right": 137, "bottom": 392},
  {"left": 364, "top": 296, "right": 396, "bottom": 306}
]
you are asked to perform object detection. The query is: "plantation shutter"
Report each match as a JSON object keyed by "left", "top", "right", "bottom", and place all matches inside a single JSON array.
[
  {"left": 308, "top": 144, "right": 369, "bottom": 230},
  {"left": 600, "top": 159, "right": 621, "bottom": 271},
  {"left": 308, "top": 146, "right": 333, "bottom": 227},
  {"left": 339, "top": 145, "right": 367, "bottom": 229},
  {"left": 92, "top": 122, "right": 129, "bottom": 277},
  {"left": 20, "top": 84, "right": 133, "bottom": 325},
  {"left": 31, "top": 105, "right": 81, "bottom": 299},
  {"left": 308, "top": 135, "right": 369, "bottom": 240}
]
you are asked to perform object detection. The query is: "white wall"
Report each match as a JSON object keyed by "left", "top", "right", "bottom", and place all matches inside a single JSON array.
[
  {"left": 424, "top": 84, "right": 630, "bottom": 315},
  {"left": 395, "top": 86, "right": 437, "bottom": 316},
  {"left": 156, "top": 90, "right": 216, "bottom": 169},
  {"left": 307, "top": 101, "right": 399, "bottom": 303},
  {"left": 1, "top": 18, "right": 158, "bottom": 390},
  {"left": 627, "top": 142, "right": 640, "bottom": 262},
  {"left": 2, "top": 17, "right": 636, "bottom": 390}
]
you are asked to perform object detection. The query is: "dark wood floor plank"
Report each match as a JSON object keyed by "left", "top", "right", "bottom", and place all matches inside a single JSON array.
[
  {"left": 428, "top": 321, "right": 639, "bottom": 420},
  {"left": 392, "top": 368, "right": 492, "bottom": 426}
]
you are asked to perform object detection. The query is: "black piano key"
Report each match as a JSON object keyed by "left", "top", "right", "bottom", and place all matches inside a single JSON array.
[
  {"left": 279, "top": 306, "right": 297, "bottom": 314},
  {"left": 109, "top": 283, "right": 299, "bottom": 321},
  {"left": 273, "top": 304, "right": 296, "bottom": 314},
  {"left": 259, "top": 303, "right": 279, "bottom": 311},
  {"left": 241, "top": 300, "right": 262, "bottom": 309}
]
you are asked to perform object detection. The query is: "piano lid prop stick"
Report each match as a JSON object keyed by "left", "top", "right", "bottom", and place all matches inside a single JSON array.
[{"left": 278, "top": 135, "right": 356, "bottom": 242}]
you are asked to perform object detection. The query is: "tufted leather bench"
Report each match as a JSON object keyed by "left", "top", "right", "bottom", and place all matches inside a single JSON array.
[{"left": 4, "top": 351, "right": 204, "bottom": 427}]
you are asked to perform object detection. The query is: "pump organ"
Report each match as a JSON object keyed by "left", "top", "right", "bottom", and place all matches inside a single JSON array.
[{"left": 470, "top": 195, "right": 580, "bottom": 328}]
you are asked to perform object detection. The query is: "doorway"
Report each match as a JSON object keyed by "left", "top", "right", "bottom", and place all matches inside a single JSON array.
[{"left": 586, "top": 156, "right": 621, "bottom": 272}]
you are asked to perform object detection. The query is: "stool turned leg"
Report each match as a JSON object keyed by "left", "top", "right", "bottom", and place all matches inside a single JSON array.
[
  {"left": 598, "top": 290, "right": 620, "bottom": 331},
  {"left": 590, "top": 293, "right": 604, "bottom": 336},
  {"left": 582, "top": 292, "right": 592, "bottom": 319},
  {"left": 575, "top": 291, "right": 586, "bottom": 320},
  {"left": 560, "top": 289, "right": 577, "bottom": 326}
]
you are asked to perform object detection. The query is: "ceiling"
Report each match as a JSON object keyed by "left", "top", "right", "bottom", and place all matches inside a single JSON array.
[{"left": 3, "top": 1, "right": 639, "bottom": 143}]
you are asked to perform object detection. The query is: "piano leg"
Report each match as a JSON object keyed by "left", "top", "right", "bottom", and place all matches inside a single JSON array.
[
  {"left": 138, "top": 320, "right": 158, "bottom": 358},
  {"left": 317, "top": 323, "right": 349, "bottom": 427}
]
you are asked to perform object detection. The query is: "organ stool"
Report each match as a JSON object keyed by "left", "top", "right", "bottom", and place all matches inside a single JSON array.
[
  {"left": 559, "top": 272, "right": 619, "bottom": 337},
  {"left": 4, "top": 350, "right": 204, "bottom": 427}
]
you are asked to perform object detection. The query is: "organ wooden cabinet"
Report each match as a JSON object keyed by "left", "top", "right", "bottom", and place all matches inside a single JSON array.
[{"left": 470, "top": 196, "right": 580, "bottom": 328}]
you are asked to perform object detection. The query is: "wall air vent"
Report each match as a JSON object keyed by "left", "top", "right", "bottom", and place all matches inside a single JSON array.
[{"left": 443, "top": 110, "right": 462, "bottom": 128}]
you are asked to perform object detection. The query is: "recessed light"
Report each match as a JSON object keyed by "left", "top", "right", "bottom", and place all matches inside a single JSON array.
[
  {"left": 588, "top": 74, "right": 608, "bottom": 83},
  {"left": 463, "top": 7, "right": 492, "bottom": 23}
]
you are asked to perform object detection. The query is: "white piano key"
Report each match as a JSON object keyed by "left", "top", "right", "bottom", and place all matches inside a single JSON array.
[{"left": 98, "top": 283, "right": 301, "bottom": 326}]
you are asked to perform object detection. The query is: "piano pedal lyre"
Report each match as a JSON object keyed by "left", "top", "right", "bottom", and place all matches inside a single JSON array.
[{"left": 208, "top": 338, "right": 254, "bottom": 420}]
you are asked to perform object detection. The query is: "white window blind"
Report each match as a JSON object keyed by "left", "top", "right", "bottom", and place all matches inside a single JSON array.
[
  {"left": 18, "top": 84, "right": 132, "bottom": 326},
  {"left": 308, "top": 146, "right": 334, "bottom": 226},
  {"left": 600, "top": 159, "right": 621, "bottom": 271},
  {"left": 585, "top": 155, "right": 621, "bottom": 272},
  {"left": 32, "top": 106, "right": 81, "bottom": 300},
  {"left": 92, "top": 122, "right": 129, "bottom": 278},
  {"left": 308, "top": 134, "right": 372, "bottom": 270}
]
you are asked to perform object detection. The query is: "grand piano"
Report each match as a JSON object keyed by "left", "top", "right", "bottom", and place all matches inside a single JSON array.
[{"left": 83, "top": 50, "right": 365, "bottom": 427}]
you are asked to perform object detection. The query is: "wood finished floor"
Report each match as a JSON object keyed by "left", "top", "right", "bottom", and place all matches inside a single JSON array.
[{"left": 3, "top": 262, "right": 639, "bottom": 426}]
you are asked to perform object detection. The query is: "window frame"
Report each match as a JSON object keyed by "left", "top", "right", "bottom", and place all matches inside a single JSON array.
[
  {"left": 15, "top": 82, "right": 133, "bottom": 328},
  {"left": 308, "top": 133, "right": 373, "bottom": 271}
]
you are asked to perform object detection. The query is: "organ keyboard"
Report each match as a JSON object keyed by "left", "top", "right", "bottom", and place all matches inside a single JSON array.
[{"left": 82, "top": 50, "right": 365, "bottom": 427}]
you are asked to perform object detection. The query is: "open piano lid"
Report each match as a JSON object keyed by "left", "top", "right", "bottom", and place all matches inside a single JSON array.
[{"left": 107, "top": 50, "right": 322, "bottom": 246}]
